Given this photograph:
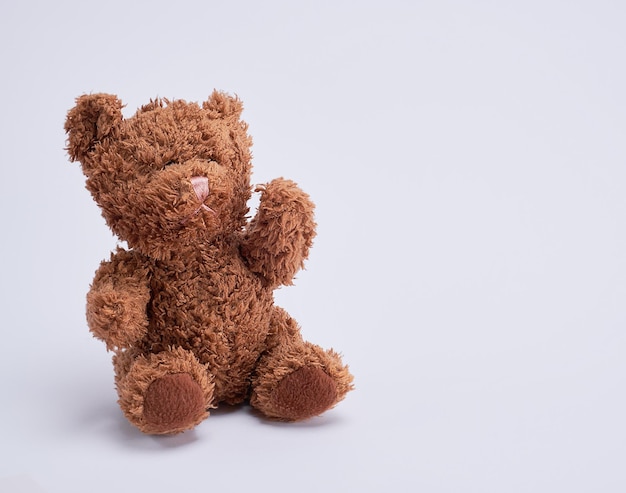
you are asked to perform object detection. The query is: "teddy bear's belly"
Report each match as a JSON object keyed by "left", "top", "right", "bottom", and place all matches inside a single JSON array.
[{"left": 142, "top": 260, "right": 274, "bottom": 404}]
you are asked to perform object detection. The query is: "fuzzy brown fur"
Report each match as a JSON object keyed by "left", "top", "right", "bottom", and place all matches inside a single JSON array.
[{"left": 65, "top": 91, "right": 353, "bottom": 434}]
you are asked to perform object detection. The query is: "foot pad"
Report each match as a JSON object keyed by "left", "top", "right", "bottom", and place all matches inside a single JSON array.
[
  {"left": 143, "top": 373, "right": 206, "bottom": 434},
  {"left": 268, "top": 366, "right": 338, "bottom": 421}
]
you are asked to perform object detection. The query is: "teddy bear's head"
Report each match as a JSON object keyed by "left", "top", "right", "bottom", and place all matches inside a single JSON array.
[{"left": 65, "top": 91, "right": 253, "bottom": 258}]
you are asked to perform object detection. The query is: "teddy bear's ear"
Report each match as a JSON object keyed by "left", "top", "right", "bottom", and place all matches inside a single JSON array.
[
  {"left": 65, "top": 93, "right": 123, "bottom": 162},
  {"left": 202, "top": 90, "right": 243, "bottom": 119}
]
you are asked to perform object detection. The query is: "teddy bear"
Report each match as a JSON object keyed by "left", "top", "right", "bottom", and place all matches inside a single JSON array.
[{"left": 65, "top": 91, "right": 353, "bottom": 434}]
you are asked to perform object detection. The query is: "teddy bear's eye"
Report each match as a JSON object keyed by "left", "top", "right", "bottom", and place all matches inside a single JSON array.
[{"left": 164, "top": 160, "right": 176, "bottom": 168}]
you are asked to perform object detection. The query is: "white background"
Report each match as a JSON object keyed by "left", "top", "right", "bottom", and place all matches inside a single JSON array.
[{"left": 1, "top": 1, "right": 625, "bottom": 492}]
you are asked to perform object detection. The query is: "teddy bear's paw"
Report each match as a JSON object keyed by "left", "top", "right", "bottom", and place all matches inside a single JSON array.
[
  {"left": 142, "top": 373, "right": 207, "bottom": 434},
  {"left": 116, "top": 348, "right": 214, "bottom": 434},
  {"left": 266, "top": 366, "right": 338, "bottom": 421},
  {"left": 86, "top": 289, "right": 149, "bottom": 350}
]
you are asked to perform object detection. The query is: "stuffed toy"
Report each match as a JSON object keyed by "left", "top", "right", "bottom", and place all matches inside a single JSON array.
[{"left": 65, "top": 91, "right": 353, "bottom": 434}]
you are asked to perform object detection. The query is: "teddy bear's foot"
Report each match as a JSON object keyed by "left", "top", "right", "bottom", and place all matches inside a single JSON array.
[
  {"left": 250, "top": 344, "right": 353, "bottom": 422},
  {"left": 249, "top": 308, "right": 353, "bottom": 421},
  {"left": 142, "top": 373, "right": 207, "bottom": 434},
  {"left": 264, "top": 366, "right": 338, "bottom": 421},
  {"left": 115, "top": 347, "right": 215, "bottom": 434}
]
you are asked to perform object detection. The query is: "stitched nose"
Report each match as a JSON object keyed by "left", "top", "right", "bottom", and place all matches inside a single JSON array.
[{"left": 190, "top": 176, "right": 209, "bottom": 202}]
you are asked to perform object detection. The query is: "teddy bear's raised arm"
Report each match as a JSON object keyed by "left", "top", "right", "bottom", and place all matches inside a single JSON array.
[
  {"left": 86, "top": 249, "right": 151, "bottom": 351},
  {"left": 240, "top": 178, "right": 316, "bottom": 288}
]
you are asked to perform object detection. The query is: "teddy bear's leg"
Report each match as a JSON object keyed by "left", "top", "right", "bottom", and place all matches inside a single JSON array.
[
  {"left": 250, "top": 308, "right": 353, "bottom": 421},
  {"left": 113, "top": 346, "right": 215, "bottom": 434}
]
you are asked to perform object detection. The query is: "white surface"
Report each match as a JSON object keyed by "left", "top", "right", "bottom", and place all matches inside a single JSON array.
[{"left": 1, "top": 1, "right": 625, "bottom": 491}]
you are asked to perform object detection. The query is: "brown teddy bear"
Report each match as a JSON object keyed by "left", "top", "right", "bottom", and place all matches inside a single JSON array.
[{"left": 65, "top": 91, "right": 353, "bottom": 434}]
